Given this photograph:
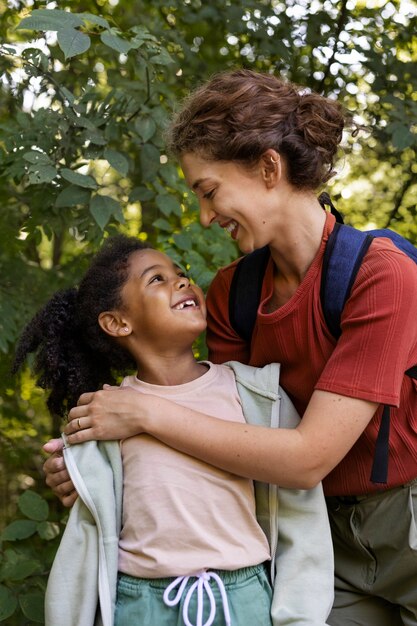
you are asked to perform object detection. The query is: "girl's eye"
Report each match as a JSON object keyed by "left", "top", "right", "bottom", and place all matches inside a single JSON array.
[
  {"left": 203, "top": 189, "right": 215, "bottom": 200},
  {"left": 149, "top": 274, "right": 163, "bottom": 284}
]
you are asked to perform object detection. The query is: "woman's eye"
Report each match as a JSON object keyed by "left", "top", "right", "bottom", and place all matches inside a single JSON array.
[
  {"left": 149, "top": 274, "right": 163, "bottom": 284},
  {"left": 203, "top": 189, "right": 214, "bottom": 200}
]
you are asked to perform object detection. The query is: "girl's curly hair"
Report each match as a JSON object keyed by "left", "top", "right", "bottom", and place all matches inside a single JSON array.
[{"left": 12, "top": 235, "right": 151, "bottom": 418}]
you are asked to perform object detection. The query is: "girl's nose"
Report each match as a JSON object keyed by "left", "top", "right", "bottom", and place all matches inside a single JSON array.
[{"left": 177, "top": 275, "right": 190, "bottom": 289}]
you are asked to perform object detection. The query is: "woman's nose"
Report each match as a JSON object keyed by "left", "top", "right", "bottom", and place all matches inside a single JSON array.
[{"left": 199, "top": 202, "right": 216, "bottom": 228}]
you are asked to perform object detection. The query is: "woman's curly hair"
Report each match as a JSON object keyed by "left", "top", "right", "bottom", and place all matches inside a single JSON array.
[
  {"left": 12, "top": 235, "right": 151, "bottom": 418},
  {"left": 166, "top": 68, "right": 354, "bottom": 189}
]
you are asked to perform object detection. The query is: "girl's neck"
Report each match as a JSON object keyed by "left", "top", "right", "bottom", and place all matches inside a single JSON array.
[{"left": 135, "top": 350, "right": 208, "bottom": 386}]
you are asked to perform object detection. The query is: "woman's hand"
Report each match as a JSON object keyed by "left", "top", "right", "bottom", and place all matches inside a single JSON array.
[
  {"left": 63, "top": 385, "right": 156, "bottom": 444},
  {"left": 43, "top": 438, "right": 78, "bottom": 507}
]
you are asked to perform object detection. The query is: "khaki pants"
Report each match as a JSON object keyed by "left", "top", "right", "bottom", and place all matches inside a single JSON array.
[{"left": 326, "top": 478, "right": 417, "bottom": 626}]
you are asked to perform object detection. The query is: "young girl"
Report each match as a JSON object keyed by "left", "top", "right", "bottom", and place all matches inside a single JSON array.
[{"left": 13, "top": 234, "right": 333, "bottom": 626}]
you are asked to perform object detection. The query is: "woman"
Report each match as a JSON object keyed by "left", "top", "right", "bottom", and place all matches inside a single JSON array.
[{"left": 44, "top": 69, "right": 417, "bottom": 625}]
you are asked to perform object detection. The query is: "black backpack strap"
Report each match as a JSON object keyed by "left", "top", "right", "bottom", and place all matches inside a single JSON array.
[
  {"left": 321, "top": 223, "right": 374, "bottom": 339},
  {"left": 229, "top": 246, "right": 270, "bottom": 342},
  {"left": 318, "top": 191, "right": 344, "bottom": 224},
  {"left": 370, "top": 405, "right": 391, "bottom": 484},
  {"left": 370, "top": 362, "right": 417, "bottom": 484}
]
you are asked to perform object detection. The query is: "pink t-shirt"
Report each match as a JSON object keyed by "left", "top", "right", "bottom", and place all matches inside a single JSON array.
[{"left": 118, "top": 362, "right": 270, "bottom": 578}]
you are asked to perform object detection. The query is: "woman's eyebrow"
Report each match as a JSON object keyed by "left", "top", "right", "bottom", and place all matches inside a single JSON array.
[{"left": 192, "top": 177, "right": 210, "bottom": 191}]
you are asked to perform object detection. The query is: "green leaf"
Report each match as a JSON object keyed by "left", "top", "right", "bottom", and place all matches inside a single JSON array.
[
  {"left": 17, "top": 9, "right": 83, "bottom": 32},
  {"left": 36, "top": 521, "right": 61, "bottom": 541},
  {"left": 27, "top": 165, "right": 57, "bottom": 184},
  {"left": 149, "top": 48, "right": 174, "bottom": 66},
  {"left": 392, "top": 125, "right": 414, "bottom": 150},
  {"left": 140, "top": 144, "right": 161, "bottom": 181},
  {"left": 155, "top": 194, "right": 182, "bottom": 217},
  {"left": 129, "top": 186, "right": 154, "bottom": 202},
  {"left": 82, "top": 128, "right": 107, "bottom": 146},
  {"left": 135, "top": 116, "right": 157, "bottom": 142},
  {"left": 59, "top": 86, "right": 76, "bottom": 106},
  {"left": 18, "top": 490, "right": 49, "bottom": 522},
  {"left": 90, "top": 195, "right": 123, "bottom": 230},
  {"left": 57, "top": 27, "right": 91, "bottom": 59},
  {"left": 0, "top": 585, "right": 17, "bottom": 621},
  {"left": 20, "top": 591, "right": 44, "bottom": 623},
  {"left": 100, "top": 30, "right": 134, "bottom": 54},
  {"left": 173, "top": 233, "right": 193, "bottom": 251},
  {"left": 61, "top": 169, "right": 98, "bottom": 189},
  {"left": 55, "top": 185, "right": 91, "bottom": 208},
  {"left": 1, "top": 555, "right": 40, "bottom": 581},
  {"left": 80, "top": 13, "right": 110, "bottom": 29},
  {"left": 1, "top": 520, "right": 37, "bottom": 541},
  {"left": 152, "top": 218, "right": 172, "bottom": 231},
  {"left": 104, "top": 149, "right": 129, "bottom": 176},
  {"left": 23, "top": 151, "right": 51, "bottom": 165}
]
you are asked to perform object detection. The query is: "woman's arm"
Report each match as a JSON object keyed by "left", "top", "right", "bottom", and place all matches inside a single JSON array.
[{"left": 64, "top": 385, "right": 377, "bottom": 489}]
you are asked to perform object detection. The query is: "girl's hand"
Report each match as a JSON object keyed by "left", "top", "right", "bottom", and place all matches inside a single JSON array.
[
  {"left": 42, "top": 438, "right": 78, "bottom": 507},
  {"left": 64, "top": 385, "right": 156, "bottom": 444}
]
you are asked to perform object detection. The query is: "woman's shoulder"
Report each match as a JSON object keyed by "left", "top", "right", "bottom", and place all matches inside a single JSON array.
[{"left": 362, "top": 235, "right": 417, "bottom": 280}]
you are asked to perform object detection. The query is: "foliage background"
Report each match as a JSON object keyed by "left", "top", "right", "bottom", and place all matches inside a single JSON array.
[{"left": 0, "top": 0, "right": 416, "bottom": 622}]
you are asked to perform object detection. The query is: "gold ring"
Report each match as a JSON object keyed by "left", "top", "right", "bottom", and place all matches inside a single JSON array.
[{"left": 77, "top": 418, "right": 81, "bottom": 430}]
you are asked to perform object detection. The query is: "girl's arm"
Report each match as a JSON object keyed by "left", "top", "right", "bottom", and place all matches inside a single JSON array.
[{"left": 64, "top": 385, "right": 377, "bottom": 489}]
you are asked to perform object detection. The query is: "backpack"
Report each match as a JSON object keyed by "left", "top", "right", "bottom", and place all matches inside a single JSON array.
[{"left": 228, "top": 195, "right": 417, "bottom": 484}]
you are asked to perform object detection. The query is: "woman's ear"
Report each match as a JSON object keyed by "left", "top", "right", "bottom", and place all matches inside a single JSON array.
[
  {"left": 98, "top": 312, "right": 131, "bottom": 338},
  {"left": 261, "top": 149, "right": 281, "bottom": 188}
]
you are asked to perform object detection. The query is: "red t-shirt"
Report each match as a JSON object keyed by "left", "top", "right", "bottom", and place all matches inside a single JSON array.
[{"left": 206, "top": 212, "right": 417, "bottom": 496}]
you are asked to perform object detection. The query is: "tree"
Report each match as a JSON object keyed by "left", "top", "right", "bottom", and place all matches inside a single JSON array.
[{"left": 1, "top": 1, "right": 416, "bottom": 622}]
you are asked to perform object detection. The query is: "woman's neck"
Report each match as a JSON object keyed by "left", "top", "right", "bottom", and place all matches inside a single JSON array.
[
  {"left": 269, "top": 193, "right": 326, "bottom": 283},
  {"left": 134, "top": 350, "right": 208, "bottom": 386}
]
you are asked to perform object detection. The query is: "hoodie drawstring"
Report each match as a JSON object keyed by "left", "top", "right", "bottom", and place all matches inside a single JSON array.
[{"left": 163, "top": 570, "right": 232, "bottom": 626}]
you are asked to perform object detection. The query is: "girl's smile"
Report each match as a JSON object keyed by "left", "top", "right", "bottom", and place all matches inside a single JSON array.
[{"left": 117, "top": 249, "right": 207, "bottom": 347}]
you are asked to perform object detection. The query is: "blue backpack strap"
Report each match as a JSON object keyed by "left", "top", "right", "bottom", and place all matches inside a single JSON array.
[
  {"left": 229, "top": 246, "right": 270, "bottom": 342},
  {"left": 320, "top": 223, "right": 374, "bottom": 340},
  {"left": 322, "top": 222, "right": 417, "bottom": 484}
]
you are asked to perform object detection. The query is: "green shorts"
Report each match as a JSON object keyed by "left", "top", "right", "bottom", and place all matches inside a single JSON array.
[
  {"left": 114, "top": 563, "right": 272, "bottom": 626},
  {"left": 326, "top": 477, "right": 417, "bottom": 626}
]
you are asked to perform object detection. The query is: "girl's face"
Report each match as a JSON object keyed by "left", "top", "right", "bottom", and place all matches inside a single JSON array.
[
  {"left": 118, "top": 249, "right": 207, "bottom": 351},
  {"left": 180, "top": 151, "right": 280, "bottom": 254}
]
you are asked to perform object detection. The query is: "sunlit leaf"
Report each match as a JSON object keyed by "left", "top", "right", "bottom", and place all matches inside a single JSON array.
[
  {"left": 57, "top": 27, "right": 91, "bottom": 59},
  {"left": 17, "top": 9, "right": 83, "bottom": 32},
  {"left": 90, "top": 195, "right": 123, "bottom": 230},
  {"left": 104, "top": 149, "right": 129, "bottom": 176},
  {"left": 100, "top": 30, "right": 134, "bottom": 54},
  {"left": 61, "top": 169, "right": 98, "bottom": 189}
]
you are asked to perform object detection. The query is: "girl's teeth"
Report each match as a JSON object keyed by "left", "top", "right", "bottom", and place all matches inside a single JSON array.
[{"left": 176, "top": 300, "right": 195, "bottom": 310}]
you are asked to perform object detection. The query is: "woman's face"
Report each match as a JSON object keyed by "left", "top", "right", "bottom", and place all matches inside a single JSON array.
[{"left": 180, "top": 151, "right": 280, "bottom": 254}]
